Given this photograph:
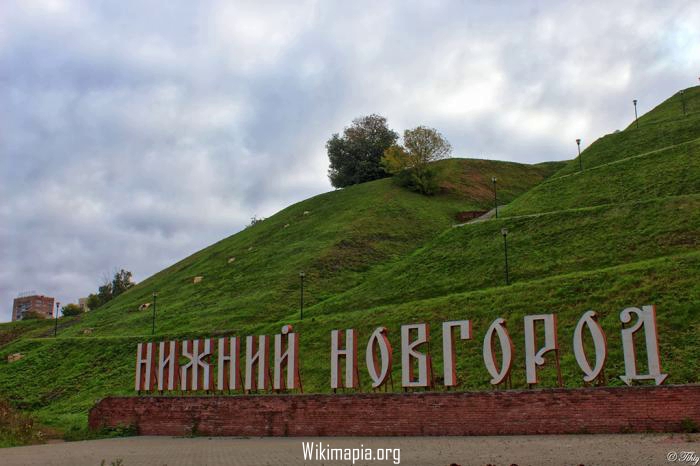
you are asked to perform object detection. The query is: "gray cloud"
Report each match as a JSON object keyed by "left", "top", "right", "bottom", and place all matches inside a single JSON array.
[{"left": 1, "top": 0, "right": 699, "bottom": 320}]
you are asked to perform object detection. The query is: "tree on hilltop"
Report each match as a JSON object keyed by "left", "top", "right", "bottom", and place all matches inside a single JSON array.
[
  {"left": 327, "top": 114, "right": 398, "bottom": 188},
  {"left": 381, "top": 126, "right": 452, "bottom": 195}
]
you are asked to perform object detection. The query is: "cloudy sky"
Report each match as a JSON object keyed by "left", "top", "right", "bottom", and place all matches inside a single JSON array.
[{"left": 1, "top": 0, "right": 698, "bottom": 321}]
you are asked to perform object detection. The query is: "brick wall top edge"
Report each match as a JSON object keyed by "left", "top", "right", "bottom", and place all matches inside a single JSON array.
[{"left": 101, "top": 384, "right": 700, "bottom": 403}]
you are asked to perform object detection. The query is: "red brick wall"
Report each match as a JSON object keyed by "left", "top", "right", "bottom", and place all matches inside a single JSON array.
[{"left": 89, "top": 385, "right": 700, "bottom": 436}]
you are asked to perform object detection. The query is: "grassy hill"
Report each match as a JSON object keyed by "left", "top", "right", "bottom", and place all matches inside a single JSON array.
[
  {"left": 551, "top": 86, "right": 700, "bottom": 178},
  {"left": 32, "top": 158, "right": 558, "bottom": 339},
  {"left": 313, "top": 194, "right": 700, "bottom": 314},
  {"left": 1, "top": 86, "right": 699, "bottom": 441}
]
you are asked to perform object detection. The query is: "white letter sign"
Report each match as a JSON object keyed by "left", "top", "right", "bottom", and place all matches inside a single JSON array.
[
  {"left": 620, "top": 305, "right": 668, "bottom": 385},
  {"left": 245, "top": 335, "right": 270, "bottom": 391},
  {"left": 180, "top": 339, "right": 213, "bottom": 391},
  {"left": 134, "top": 302, "right": 670, "bottom": 394},
  {"left": 482, "top": 318, "right": 513, "bottom": 385},
  {"left": 442, "top": 320, "right": 471, "bottom": 387},
  {"left": 157, "top": 341, "right": 179, "bottom": 391},
  {"left": 217, "top": 337, "right": 240, "bottom": 391},
  {"left": 135, "top": 342, "right": 155, "bottom": 392},
  {"left": 330, "top": 329, "right": 358, "bottom": 389},
  {"left": 524, "top": 314, "right": 559, "bottom": 385},
  {"left": 274, "top": 325, "right": 300, "bottom": 390},
  {"left": 573, "top": 311, "right": 607, "bottom": 383},
  {"left": 401, "top": 323, "right": 432, "bottom": 388},
  {"left": 366, "top": 327, "right": 392, "bottom": 388}
]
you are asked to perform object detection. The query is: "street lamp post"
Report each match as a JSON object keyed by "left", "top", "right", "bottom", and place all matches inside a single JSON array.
[
  {"left": 299, "top": 271, "right": 305, "bottom": 320},
  {"left": 491, "top": 177, "right": 498, "bottom": 218},
  {"left": 501, "top": 228, "right": 510, "bottom": 285},
  {"left": 576, "top": 139, "right": 582, "bottom": 171},
  {"left": 151, "top": 291, "right": 157, "bottom": 335},
  {"left": 680, "top": 90, "right": 686, "bottom": 116},
  {"left": 633, "top": 99, "right": 639, "bottom": 128},
  {"left": 54, "top": 301, "right": 60, "bottom": 337}
]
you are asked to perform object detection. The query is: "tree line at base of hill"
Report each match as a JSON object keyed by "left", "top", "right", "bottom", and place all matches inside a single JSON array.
[{"left": 327, "top": 114, "right": 452, "bottom": 195}]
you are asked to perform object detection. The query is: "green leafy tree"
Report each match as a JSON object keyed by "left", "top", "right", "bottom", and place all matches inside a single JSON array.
[
  {"left": 96, "top": 281, "right": 113, "bottom": 306},
  {"left": 111, "top": 269, "right": 135, "bottom": 298},
  {"left": 87, "top": 269, "right": 136, "bottom": 310},
  {"left": 61, "top": 303, "right": 83, "bottom": 317},
  {"left": 86, "top": 293, "right": 101, "bottom": 310},
  {"left": 381, "top": 126, "right": 452, "bottom": 195},
  {"left": 327, "top": 114, "right": 398, "bottom": 188}
]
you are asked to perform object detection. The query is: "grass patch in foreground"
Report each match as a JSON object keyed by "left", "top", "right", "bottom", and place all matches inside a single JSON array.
[{"left": 0, "top": 399, "right": 60, "bottom": 447}]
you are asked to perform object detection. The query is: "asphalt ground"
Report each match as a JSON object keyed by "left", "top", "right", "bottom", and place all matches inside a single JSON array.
[{"left": 2, "top": 433, "right": 699, "bottom": 466}]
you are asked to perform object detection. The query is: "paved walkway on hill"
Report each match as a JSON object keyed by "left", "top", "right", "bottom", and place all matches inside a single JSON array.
[{"left": 2, "top": 433, "right": 698, "bottom": 465}]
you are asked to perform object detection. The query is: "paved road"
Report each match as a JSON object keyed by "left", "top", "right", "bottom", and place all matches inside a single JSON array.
[{"left": 2, "top": 434, "right": 698, "bottom": 465}]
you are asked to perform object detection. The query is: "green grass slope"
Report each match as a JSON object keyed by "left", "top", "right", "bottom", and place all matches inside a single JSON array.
[
  {"left": 38, "top": 158, "right": 556, "bottom": 338},
  {"left": 303, "top": 88, "right": 700, "bottom": 313},
  {"left": 1, "top": 86, "right": 698, "bottom": 440},
  {"left": 552, "top": 86, "right": 700, "bottom": 178},
  {"left": 311, "top": 194, "right": 700, "bottom": 313},
  {"left": 501, "top": 138, "right": 700, "bottom": 216}
]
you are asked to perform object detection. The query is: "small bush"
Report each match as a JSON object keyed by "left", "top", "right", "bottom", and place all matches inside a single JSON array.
[
  {"left": 63, "top": 423, "right": 137, "bottom": 442},
  {"left": 393, "top": 165, "right": 441, "bottom": 195},
  {"left": 101, "top": 424, "right": 137, "bottom": 437},
  {"left": 246, "top": 215, "right": 265, "bottom": 228},
  {"left": 61, "top": 303, "right": 83, "bottom": 317},
  {"left": 681, "top": 418, "right": 699, "bottom": 433}
]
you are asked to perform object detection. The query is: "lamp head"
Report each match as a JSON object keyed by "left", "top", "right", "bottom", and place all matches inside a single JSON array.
[
  {"left": 501, "top": 228, "right": 508, "bottom": 236},
  {"left": 633, "top": 99, "right": 637, "bottom": 105},
  {"left": 576, "top": 138, "right": 581, "bottom": 145},
  {"left": 491, "top": 177, "right": 497, "bottom": 183},
  {"left": 299, "top": 271, "right": 305, "bottom": 278}
]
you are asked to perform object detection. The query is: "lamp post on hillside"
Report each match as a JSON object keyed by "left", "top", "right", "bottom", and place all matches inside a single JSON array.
[
  {"left": 501, "top": 228, "right": 510, "bottom": 286},
  {"left": 576, "top": 139, "right": 582, "bottom": 171},
  {"left": 492, "top": 177, "right": 498, "bottom": 218},
  {"left": 151, "top": 291, "right": 158, "bottom": 335},
  {"left": 633, "top": 99, "right": 639, "bottom": 128},
  {"left": 680, "top": 90, "right": 687, "bottom": 116},
  {"left": 299, "top": 271, "right": 305, "bottom": 320},
  {"left": 54, "top": 301, "right": 60, "bottom": 337}
]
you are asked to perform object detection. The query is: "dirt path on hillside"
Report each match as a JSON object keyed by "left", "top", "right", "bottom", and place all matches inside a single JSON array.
[{"left": 2, "top": 433, "right": 698, "bottom": 465}]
